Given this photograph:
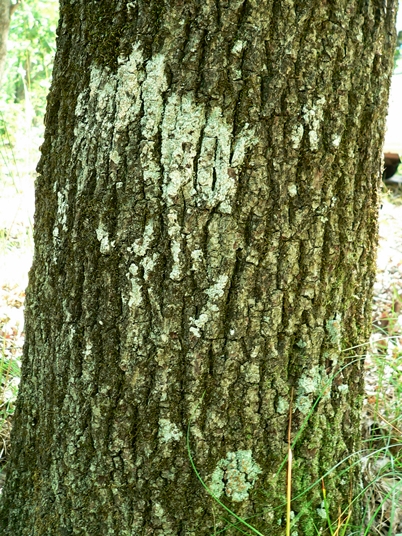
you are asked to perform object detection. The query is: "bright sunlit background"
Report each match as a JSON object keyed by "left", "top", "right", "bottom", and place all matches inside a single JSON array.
[{"left": 385, "top": 6, "right": 402, "bottom": 156}]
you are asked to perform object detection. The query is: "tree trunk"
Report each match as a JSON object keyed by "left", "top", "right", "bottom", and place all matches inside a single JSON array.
[
  {"left": 0, "top": 1, "right": 18, "bottom": 83},
  {"left": 0, "top": 1, "right": 397, "bottom": 534}
]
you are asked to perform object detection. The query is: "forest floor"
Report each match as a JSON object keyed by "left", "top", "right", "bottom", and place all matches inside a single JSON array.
[
  {"left": 1, "top": 160, "right": 402, "bottom": 533},
  {"left": 364, "top": 185, "right": 402, "bottom": 535}
]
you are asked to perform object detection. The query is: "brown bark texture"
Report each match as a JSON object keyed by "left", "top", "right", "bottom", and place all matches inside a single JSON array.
[{"left": 0, "top": 0, "right": 397, "bottom": 535}]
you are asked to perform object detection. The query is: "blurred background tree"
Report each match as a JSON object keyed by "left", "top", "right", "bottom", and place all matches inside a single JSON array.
[
  {"left": 395, "top": 30, "right": 402, "bottom": 72},
  {"left": 0, "top": 0, "right": 58, "bottom": 143},
  {"left": 0, "top": 1, "right": 19, "bottom": 84}
]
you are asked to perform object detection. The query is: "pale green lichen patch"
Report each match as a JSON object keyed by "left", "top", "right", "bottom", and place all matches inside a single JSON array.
[
  {"left": 295, "top": 395, "right": 313, "bottom": 415},
  {"left": 326, "top": 313, "right": 342, "bottom": 347},
  {"left": 209, "top": 450, "right": 262, "bottom": 502},
  {"left": 189, "top": 274, "right": 229, "bottom": 337},
  {"left": 127, "top": 263, "right": 142, "bottom": 308},
  {"left": 158, "top": 419, "right": 183, "bottom": 443},
  {"left": 204, "top": 275, "right": 229, "bottom": 300},
  {"left": 161, "top": 92, "right": 206, "bottom": 202},
  {"left": 141, "top": 54, "right": 168, "bottom": 139},
  {"left": 316, "top": 502, "right": 327, "bottom": 519},
  {"left": 96, "top": 224, "right": 111, "bottom": 254},
  {"left": 189, "top": 313, "right": 209, "bottom": 338},
  {"left": 295, "top": 365, "right": 330, "bottom": 414},
  {"left": 276, "top": 396, "right": 289, "bottom": 415},
  {"left": 302, "top": 96, "right": 326, "bottom": 152},
  {"left": 195, "top": 109, "right": 258, "bottom": 213},
  {"left": 131, "top": 219, "right": 155, "bottom": 257},
  {"left": 298, "top": 366, "right": 321, "bottom": 395},
  {"left": 56, "top": 190, "right": 68, "bottom": 232},
  {"left": 290, "top": 123, "right": 304, "bottom": 149},
  {"left": 241, "top": 363, "right": 260, "bottom": 383}
]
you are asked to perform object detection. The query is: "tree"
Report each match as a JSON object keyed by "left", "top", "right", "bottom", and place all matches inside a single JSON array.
[
  {"left": 3, "top": 0, "right": 59, "bottom": 118},
  {"left": 0, "top": 1, "right": 397, "bottom": 534},
  {"left": 0, "top": 0, "right": 19, "bottom": 82}
]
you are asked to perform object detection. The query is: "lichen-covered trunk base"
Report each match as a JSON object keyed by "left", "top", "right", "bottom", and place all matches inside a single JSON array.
[{"left": 0, "top": 0, "right": 397, "bottom": 534}]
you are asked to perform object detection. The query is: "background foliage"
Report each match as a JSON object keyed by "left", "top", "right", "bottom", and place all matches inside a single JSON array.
[
  {"left": 0, "top": 0, "right": 59, "bottom": 141},
  {"left": 395, "top": 31, "right": 402, "bottom": 73}
]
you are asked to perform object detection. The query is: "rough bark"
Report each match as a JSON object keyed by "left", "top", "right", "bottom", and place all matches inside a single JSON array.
[
  {"left": 0, "top": 1, "right": 18, "bottom": 83},
  {"left": 0, "top": 1, "right": 397, "bottom": 535}
]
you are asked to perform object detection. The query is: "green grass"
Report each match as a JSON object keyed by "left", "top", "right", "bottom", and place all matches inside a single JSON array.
[{"left": 186, "top": 339, "right": 402, "bottom": 536}]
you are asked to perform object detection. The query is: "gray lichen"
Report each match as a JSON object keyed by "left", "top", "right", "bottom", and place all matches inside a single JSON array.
[
  {"left": 326, "top": 313, "right": 342, "bottom": 347},
  {"left": 295, "top": 365, "right": 330, "bottom": 415},
  {"left": 209, "top": 450, "right": 262, "bottom": 502},
  {"left": 158, "top": 419, "right": 183, "bottom": 443},
  {"left": 276, "top": 396, "right": 289, "bottom": 415}
]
